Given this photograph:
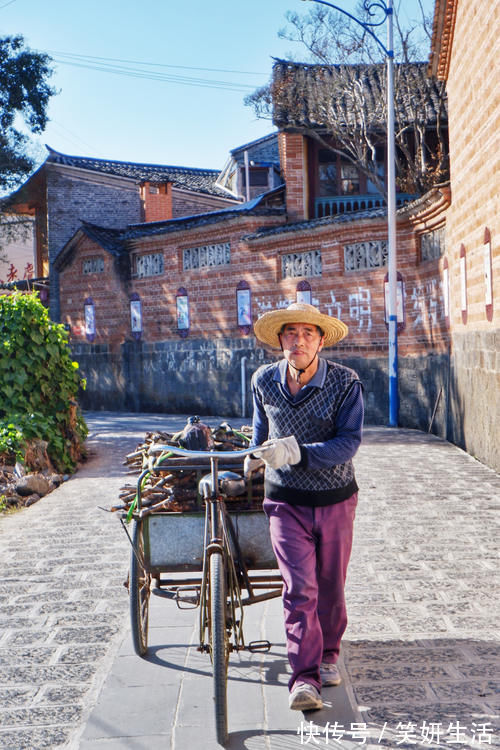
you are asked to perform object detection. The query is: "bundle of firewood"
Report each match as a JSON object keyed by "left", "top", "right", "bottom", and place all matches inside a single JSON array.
[{"left": 114, "top": 419, "right": 264, "bottom": 517}]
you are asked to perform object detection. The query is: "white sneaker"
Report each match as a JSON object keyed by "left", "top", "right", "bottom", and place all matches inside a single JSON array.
[
  {"left": 289, "top": 681, "right": 323, "bottom": 711},
  {"left": 320, "top": 662, "right": 341, "bottom": 686}
]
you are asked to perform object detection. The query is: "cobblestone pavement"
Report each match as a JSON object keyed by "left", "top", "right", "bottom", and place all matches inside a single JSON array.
[
  {"left": 0, "top": 413, "right": 196, "bottom": 750},
  {"left": 0, "top": 415, "right": 498, "bottom": 749},
  {"left": 344, "top": 427, "right": 500, "bottom": 749}
]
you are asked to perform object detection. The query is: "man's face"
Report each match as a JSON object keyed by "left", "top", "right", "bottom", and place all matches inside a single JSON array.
[{"left": 279, "top": 322, "right": 324, "bottom": 370}]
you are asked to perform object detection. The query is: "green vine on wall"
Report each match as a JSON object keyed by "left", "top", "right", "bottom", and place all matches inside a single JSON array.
[{"left": 0, "top": 292, "right": 87, "bottom": 472}]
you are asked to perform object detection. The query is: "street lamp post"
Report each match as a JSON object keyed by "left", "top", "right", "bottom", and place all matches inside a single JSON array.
[{"left": 301, "top": 0, "right": 399, "bottom": 426}]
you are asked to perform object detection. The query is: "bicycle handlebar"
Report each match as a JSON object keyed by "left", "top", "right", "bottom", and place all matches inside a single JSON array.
[{"left": 148, "top": 444, "right": 257, "bottom": 460}]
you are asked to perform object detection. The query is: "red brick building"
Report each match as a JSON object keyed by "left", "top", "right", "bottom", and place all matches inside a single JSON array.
[
  {"left": 51, "top": 60, "right": 452, "bottom": 432},
  {"left": 13, "top": 32, "right": 498, "bottom": 471},
  {"left": 54, "top": 172, "right": 451, "bottom": 432},
  {"left": 7, "top": 146, "right": 243, "bottom": 318},
  {"left": 428, "top": 0, "right": 499, "bottom": 470}
]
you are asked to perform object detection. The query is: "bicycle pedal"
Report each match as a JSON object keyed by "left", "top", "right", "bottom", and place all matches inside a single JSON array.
[
  {"left": 175, "top": 586, "right": 200, "bottom": 609},
  {"left": 248, "top": 640, "right": 272, "bottom": 653}
]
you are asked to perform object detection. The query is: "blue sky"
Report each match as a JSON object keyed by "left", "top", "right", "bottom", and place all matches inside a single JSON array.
[{"left": 1, "top": 0, "right": 435, "bottom": 174}]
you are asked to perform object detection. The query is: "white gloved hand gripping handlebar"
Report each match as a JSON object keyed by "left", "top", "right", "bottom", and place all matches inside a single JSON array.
[{"left": 253, "top": 435, "right": 301, "bottom": 469}]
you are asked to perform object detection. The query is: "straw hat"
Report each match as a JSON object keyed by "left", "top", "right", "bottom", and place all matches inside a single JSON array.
[{"left": 253, "top": 302, "right": 348, "bottom": 349}]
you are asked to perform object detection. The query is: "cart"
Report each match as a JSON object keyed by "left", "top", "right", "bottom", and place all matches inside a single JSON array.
[{"left": 123, "top": 444, "right": 282, "bottom": 746}]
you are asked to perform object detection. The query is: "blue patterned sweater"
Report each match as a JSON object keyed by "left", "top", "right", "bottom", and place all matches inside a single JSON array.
[{"left": 250, "top": 357, "right": 364, "bottom": 506}]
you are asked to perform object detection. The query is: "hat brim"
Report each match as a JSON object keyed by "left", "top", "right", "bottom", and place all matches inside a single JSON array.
[{"left": 253, "top": 308, "right": 348, "bottom": 349}]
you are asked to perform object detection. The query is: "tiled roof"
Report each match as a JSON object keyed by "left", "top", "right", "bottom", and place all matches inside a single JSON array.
[
  {"left": 55, "top": 188, "right": 286, "bottom": 266},
  {"left": 272, "top": 59, "right": 447, "bottom": 130},
  {"left": 124, "top": 188, "right": 285, "bottom": 239},
  {"left": 243, "top": 206, "right": 387, "bottom": 241},
  {"left": 45, "top": 146, "right": 232, "bottom": 198},
  {"left": 53, "top": 222, "right": 127, "bottom": 271},
  {"left": 230, "top": 132, "right": 280, "bottom": 163},
  {"left": 80, "top": 223, "right": 126, "bottom": 255}
]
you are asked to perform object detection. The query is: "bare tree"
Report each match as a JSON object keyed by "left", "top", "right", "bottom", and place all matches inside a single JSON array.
[{"left": 245, "top": 2, "right": 448, "bottom": 198}]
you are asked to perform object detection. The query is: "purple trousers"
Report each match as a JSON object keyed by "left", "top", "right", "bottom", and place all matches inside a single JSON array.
[{"left": 263, "top": 494, "right": 358, "bottom": 692}]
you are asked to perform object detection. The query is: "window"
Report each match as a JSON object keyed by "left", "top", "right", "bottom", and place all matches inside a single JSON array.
[
  {"left": 282, "top": 250, "right": 322, "bottom": 279},
  {"left": 341, "top": 164, "right": 360, "bottom": 195},
  {"left": 344, "top": 240, "right": 388, "bottom": 271},
  {"left": 318, "top": 149, "right": 360, "bottom": 196},
  {"left": 133, "top": 252, "right": 164, "bottom": 278},
  {"left": 296, "top": 280, "right": 312, "bottom": 304},
  {"left": 236, "top": 280, "right": 252, "bottom": 334},
  {"left": 176, "top": 287, "right": 190, "bottom": 337},
  {"left": 82, "top": 256, "right": 104, "bottom": 274},
  {"left": 484, "top": 227, "right": 493, "bottom": 321},
  {"left": 84, "top": 297, "right": 96, "bottom": 342},
  {"left": 130, "top": 293, "right": 142, "bottom": 340},
  {"left": 420, "top": 227, "right": 445, "bottom": 262},
  {"left": 367, "top": 153, "right": 385, "bottom": 194},
  {"left": 241, "top": 168, "right": 269, "bottom": 187},
  {"left": 318, "top": 150, "right": 337, "bottom": 196},
  {"left": 443, "top": 257, "right": 450, "bottom": 324},
  {"left": 183, "top": 243, "right": 230, "bottom": 271},
  {"left": 460, "top": 244, "right": 467, "bottom": 324}
]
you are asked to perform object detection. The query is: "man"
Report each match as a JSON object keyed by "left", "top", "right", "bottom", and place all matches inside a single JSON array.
[{"left": 245, "top": 302, "right": 363, "bottom": 711}]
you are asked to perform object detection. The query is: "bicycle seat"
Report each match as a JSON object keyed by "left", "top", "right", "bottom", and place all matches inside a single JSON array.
[{"left": 199, "top": 470, "right": 246, "bottom": 498}]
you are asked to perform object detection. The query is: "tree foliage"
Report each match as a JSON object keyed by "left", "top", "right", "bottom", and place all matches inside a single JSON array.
[
  {"left": 0, "top": 212, "right": 33, "bottom": 268},
  {"left": 245, "top": 2, "right": 448, "bottom": 197},
  {"left": 0, "top": 292, "right": 87, "bottom": 472},
  {"left": 0, "top": 35, "right": 56, "bottom": 193}
]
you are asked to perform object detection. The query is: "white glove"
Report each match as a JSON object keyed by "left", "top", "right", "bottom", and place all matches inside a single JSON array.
[
  {"left": 254, "top": 435, "right": 301, "bottom": 469},
  {"left": 243, "top": 454, "right": 265, "bottom": 477}
]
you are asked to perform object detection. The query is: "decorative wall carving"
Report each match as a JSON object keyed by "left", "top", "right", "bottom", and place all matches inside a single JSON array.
[
  {"left": 133, "top": 252, "right": 164, "bottom": 278},
  {"left": 281, "top": 249, "right": 322, "bottom": 278},
  {"left": 420, "top": 227, "right": 446, "bottom": 262},
  {"left": 183, "top": 243, "right": 231, "bottom": 270},
  {"left": 344, "top": 240, "right": 388, "bottom": 271},
  {"left": 82, "top": 256, "right": 104, "bottom": 274}
]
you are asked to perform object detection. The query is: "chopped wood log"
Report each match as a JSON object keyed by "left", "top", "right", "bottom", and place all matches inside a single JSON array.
[{"left": 117, "top": 419, "right": 263, "bottom": 516}]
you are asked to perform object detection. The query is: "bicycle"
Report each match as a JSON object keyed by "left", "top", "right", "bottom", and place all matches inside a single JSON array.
[{"left": 124, "top": 443, "right": 282, "bottom": 746}]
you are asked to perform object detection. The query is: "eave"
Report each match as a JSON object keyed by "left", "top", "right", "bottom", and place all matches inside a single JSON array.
[
  {"left": 397, "top": 183, "right": 451, "bottom": 232},
  {"left": 429, "top": 0, "right": 458, "bottom": 81}
]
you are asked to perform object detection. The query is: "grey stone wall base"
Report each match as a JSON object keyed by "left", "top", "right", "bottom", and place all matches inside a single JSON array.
[
  {"left": 447, "top": 330, "right": 500, "bottom": 473},
  {"left": 72, "top": 333, "right": 499, "bottom": 472}
]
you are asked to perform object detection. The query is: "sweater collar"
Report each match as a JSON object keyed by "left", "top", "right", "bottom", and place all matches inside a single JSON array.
[{"left": 274, "top": 356, "right": 327, "bottom": 390}]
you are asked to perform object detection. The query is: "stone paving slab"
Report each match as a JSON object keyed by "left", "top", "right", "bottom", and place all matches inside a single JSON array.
[
  {"left": 79, "top": 585, "right": 357, "bottom": 750},
  {"left": 0, "top": 413, "right": 224, "bottom": 750},
  {"left": 0, "top": 415, "right": 499, "bottom": 749},
  {"left": 342, "top": 428, "right": 500, "bottom": 749}
]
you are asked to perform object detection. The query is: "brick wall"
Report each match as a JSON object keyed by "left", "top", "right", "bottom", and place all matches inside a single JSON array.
[
  {"left": 47, "top": 169, "right": 142, "bottom": 263},
  {"left": 444, "top": 0, "right": 499, "bottom": 334},
  {"left": 47, "top": 168, "right": 143, "bottom": 320},
  {"left": 58, "top": 234, "right": 131, "bottom": 352},
  {"left": 45, "top": 167, "right": 239, "bottom": 320},
  {"left": 59, "top": 208, "right": 454, "bottom": 431},
  {"left": 279, "top": 132, "right": 308, "bottom": 222},
  {"left": 434, "top": 0, "right": 499, "bottom": 469},
  {"left": 141, "top": 182, "right": 172, "bottom": 222},
  {"left": 59, "top": 213, "right": 449, "bottom": 356},
  {"left": 171, "top": 189, "right": 239, "bottom": 219}
]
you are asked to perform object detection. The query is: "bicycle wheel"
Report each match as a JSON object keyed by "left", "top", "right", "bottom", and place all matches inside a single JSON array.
[
  {"left": 129, "top": 519, "right": 151, "bottom": 656},
  {"left": 210, "top": 550, "right": 229, "bottom": 745}
]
